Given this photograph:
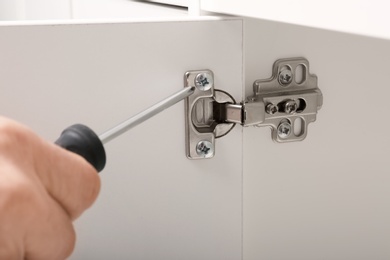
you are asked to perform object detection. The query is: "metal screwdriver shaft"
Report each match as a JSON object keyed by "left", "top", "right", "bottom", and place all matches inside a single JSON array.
[
  {"left": 99, "top": 86, "right": 195, "bottom": 145},
  {"left": 56, "top": 86, "right": 195, "bottom": 172}
]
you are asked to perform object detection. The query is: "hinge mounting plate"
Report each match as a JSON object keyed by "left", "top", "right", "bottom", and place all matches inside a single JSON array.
[
  {"left": 244, "top": 57, "right": 323, "bottom": 142},
  {"left": 184, "top": 70, "right": 236, "bottom": 159}
]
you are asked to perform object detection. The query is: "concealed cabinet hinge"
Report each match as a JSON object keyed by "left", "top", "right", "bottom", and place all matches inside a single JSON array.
[{"left": 185, "top": 57, "right": 323, "bottom": 159}]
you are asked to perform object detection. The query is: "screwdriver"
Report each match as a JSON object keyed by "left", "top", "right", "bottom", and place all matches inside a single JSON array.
[{"left": 55, "top": 86, "right": 195, "bottom": 172}]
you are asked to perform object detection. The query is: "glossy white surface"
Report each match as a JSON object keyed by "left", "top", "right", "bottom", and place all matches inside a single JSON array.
[
  {"left": 0, "top": 18, "right": 243, "bottom": 259},
  {"left": 73, "top": 0, "right": 187, "bottom": 19},
  {"left": 243, "top": 17, "right": 390, "bottom": 260},
  {"left": 0, "top": 0, "right": 25, "bottom": 20},
  {"left": 25, "top": 0, "right": 71, "bottom": 20},
  {"left": 202, "top": 0, "right": 390, "bottom": 40},
  {"left": 146, "top": 0, "right": 188, "bottom": 7},
  {"left": 0, "top": 0, "right": 187, "bottom": 21}
]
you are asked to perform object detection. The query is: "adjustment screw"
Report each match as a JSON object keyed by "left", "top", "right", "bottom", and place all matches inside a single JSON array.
[
  {"left": 277, "top": 121, "right": 292, "bottom": 139},
  {"left": 196, "top": 140, "right": 214, "bottom": 158},
  {"left": 278, "top": 69, "right": 293, "bottom": 85},
  {"left": 266, "top": 103, "right": 278, "bottom": 115},
  {"left": 195, "top": 72, "right": 213, "bottom": 91},
  {"left": 284, "top": 100, "right": 298, "bottom": 114}
]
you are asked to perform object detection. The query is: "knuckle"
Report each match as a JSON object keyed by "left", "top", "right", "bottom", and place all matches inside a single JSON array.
[
  {"left": 72, "top": 166, "right": 100, "bottom": 219},
  {"left": 0, "top": 179, "right": 77, "bottom": 259},
  {"left": 0, "top": 180, "right": 46, "bottom": 227},
  {"left": 48, "top": 221, "right": 77, "bottom": 260},
  {"left": 61, "top": 225, "right": 76, "bottom": 259},
  {"left": 86, "top": 168, "right": 101, "bottom": 206}
]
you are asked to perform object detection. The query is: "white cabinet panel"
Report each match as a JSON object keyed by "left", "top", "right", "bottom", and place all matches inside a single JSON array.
[
  {"left": 243, "top": 17, "right": 390, "bottom": 260},
  {"left": 0, "top": 18, "right": 243, "bottom": 259},
  {"left": 202, "top": 0, "right": 390, "bottom": 40}
]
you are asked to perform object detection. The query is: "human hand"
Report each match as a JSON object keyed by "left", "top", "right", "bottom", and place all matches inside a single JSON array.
[{"left": 0, "top": 117, "right": 100, "bottom": 259}]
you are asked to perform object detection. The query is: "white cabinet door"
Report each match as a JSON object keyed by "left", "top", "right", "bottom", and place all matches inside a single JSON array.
[
  {"left": 0, "top": 18, "right": 243, "bottom": 259},
  {"left": 243, "top": 17, "right": 390, "bottom": 260}
]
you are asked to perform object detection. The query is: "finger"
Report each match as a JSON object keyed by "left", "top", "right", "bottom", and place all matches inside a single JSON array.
[
  {"left": 0, "top": 238, "right": 23, "bottom": 260},
  {"left": 35, "top": 140, "right": 101, "bottom": 220},
  {"left": 24, "top": 196, "right": 77, "bottom": 260},
  {"left": 0, "top": 164, "right": 75, "bottom": 260}
]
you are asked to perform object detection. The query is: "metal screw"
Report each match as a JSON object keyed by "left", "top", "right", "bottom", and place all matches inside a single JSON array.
[
  {"left": 195, "top": 72, "right": 213, "bottom": 91},
  {"left": 277, "top": 121, "right": 292, "bottom": 139},
  {"left": 284, "top": 100, "right": 298, "bottom": 114},
  {"left": 278, "top": 69, "right": 293, "bottom": 86},
  {"left": 266, "top": 103, "right": 278, "bottom": 115},
  {"left": 196, "top": 140, "right": 214, "bottom": 158}
]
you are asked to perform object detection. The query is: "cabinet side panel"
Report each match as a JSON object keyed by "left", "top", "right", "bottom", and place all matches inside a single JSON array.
[{"left": 244, "top": 18, "right": 390, "bottom": 260}]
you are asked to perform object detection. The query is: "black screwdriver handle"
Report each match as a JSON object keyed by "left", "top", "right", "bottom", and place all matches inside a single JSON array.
[{"left": 55, "top": 124, "right": 106, "bottom": 172}]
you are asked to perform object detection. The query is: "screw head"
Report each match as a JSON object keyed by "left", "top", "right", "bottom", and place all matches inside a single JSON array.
[
  {"left": 196, "top": 140, "right": 214, "bottom": 158},
  {"left": 277, "top": 121, "right": 292, "bottom": 139},
  {"left": 284, "top": 100, "right": 298, "bottom": 114},
  {"left": 195, "top": 72, "right": 213, "bottom": 91},
  {"left": 278, "top": 69, "right": 293, "bottom": 86},
  {"left": 266, "top": 103, "right": 278, "bottom": 115}
]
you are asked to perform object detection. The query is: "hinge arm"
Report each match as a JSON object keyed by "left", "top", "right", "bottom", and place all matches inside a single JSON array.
[{"left": 223, "top": 102, "right": 266, "bottom": 126}]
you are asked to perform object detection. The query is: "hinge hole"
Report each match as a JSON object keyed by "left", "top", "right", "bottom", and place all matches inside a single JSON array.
[
  {"left": 295, "top": 64, "right": 306, "bottom": 84},
  {"left": 193, "top": 98, "right": 213, "bottom": 126},
  {"left": 297, "top": 98, "right": 307, "bottom": 113},
  {"left": 293, "top": 117, "right": 304, "bottom": 136}
]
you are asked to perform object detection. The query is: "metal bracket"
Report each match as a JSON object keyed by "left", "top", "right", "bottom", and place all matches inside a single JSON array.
[
  {"left": 184, "top": 58, "right": 323, "bottom": 159},
  {"left": 184, "top": 70, "right": 236, "bottom": 159},
  {"left": 243, "top": 57, "right": 323, "bottom": 142}
]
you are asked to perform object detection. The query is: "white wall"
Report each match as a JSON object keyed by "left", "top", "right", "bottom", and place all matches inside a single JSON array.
[
  {"left": 72, "top": 0, "right": 186, "bottom": 19},
  {"left": 0, "top": 0, "right": 187, "bottom": 21},
  {"left": 25, "top": 0, "right": 71, "bottom": 19},
  {"left": 0, "top": 0, "right": 26, "bottom": 20}
]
